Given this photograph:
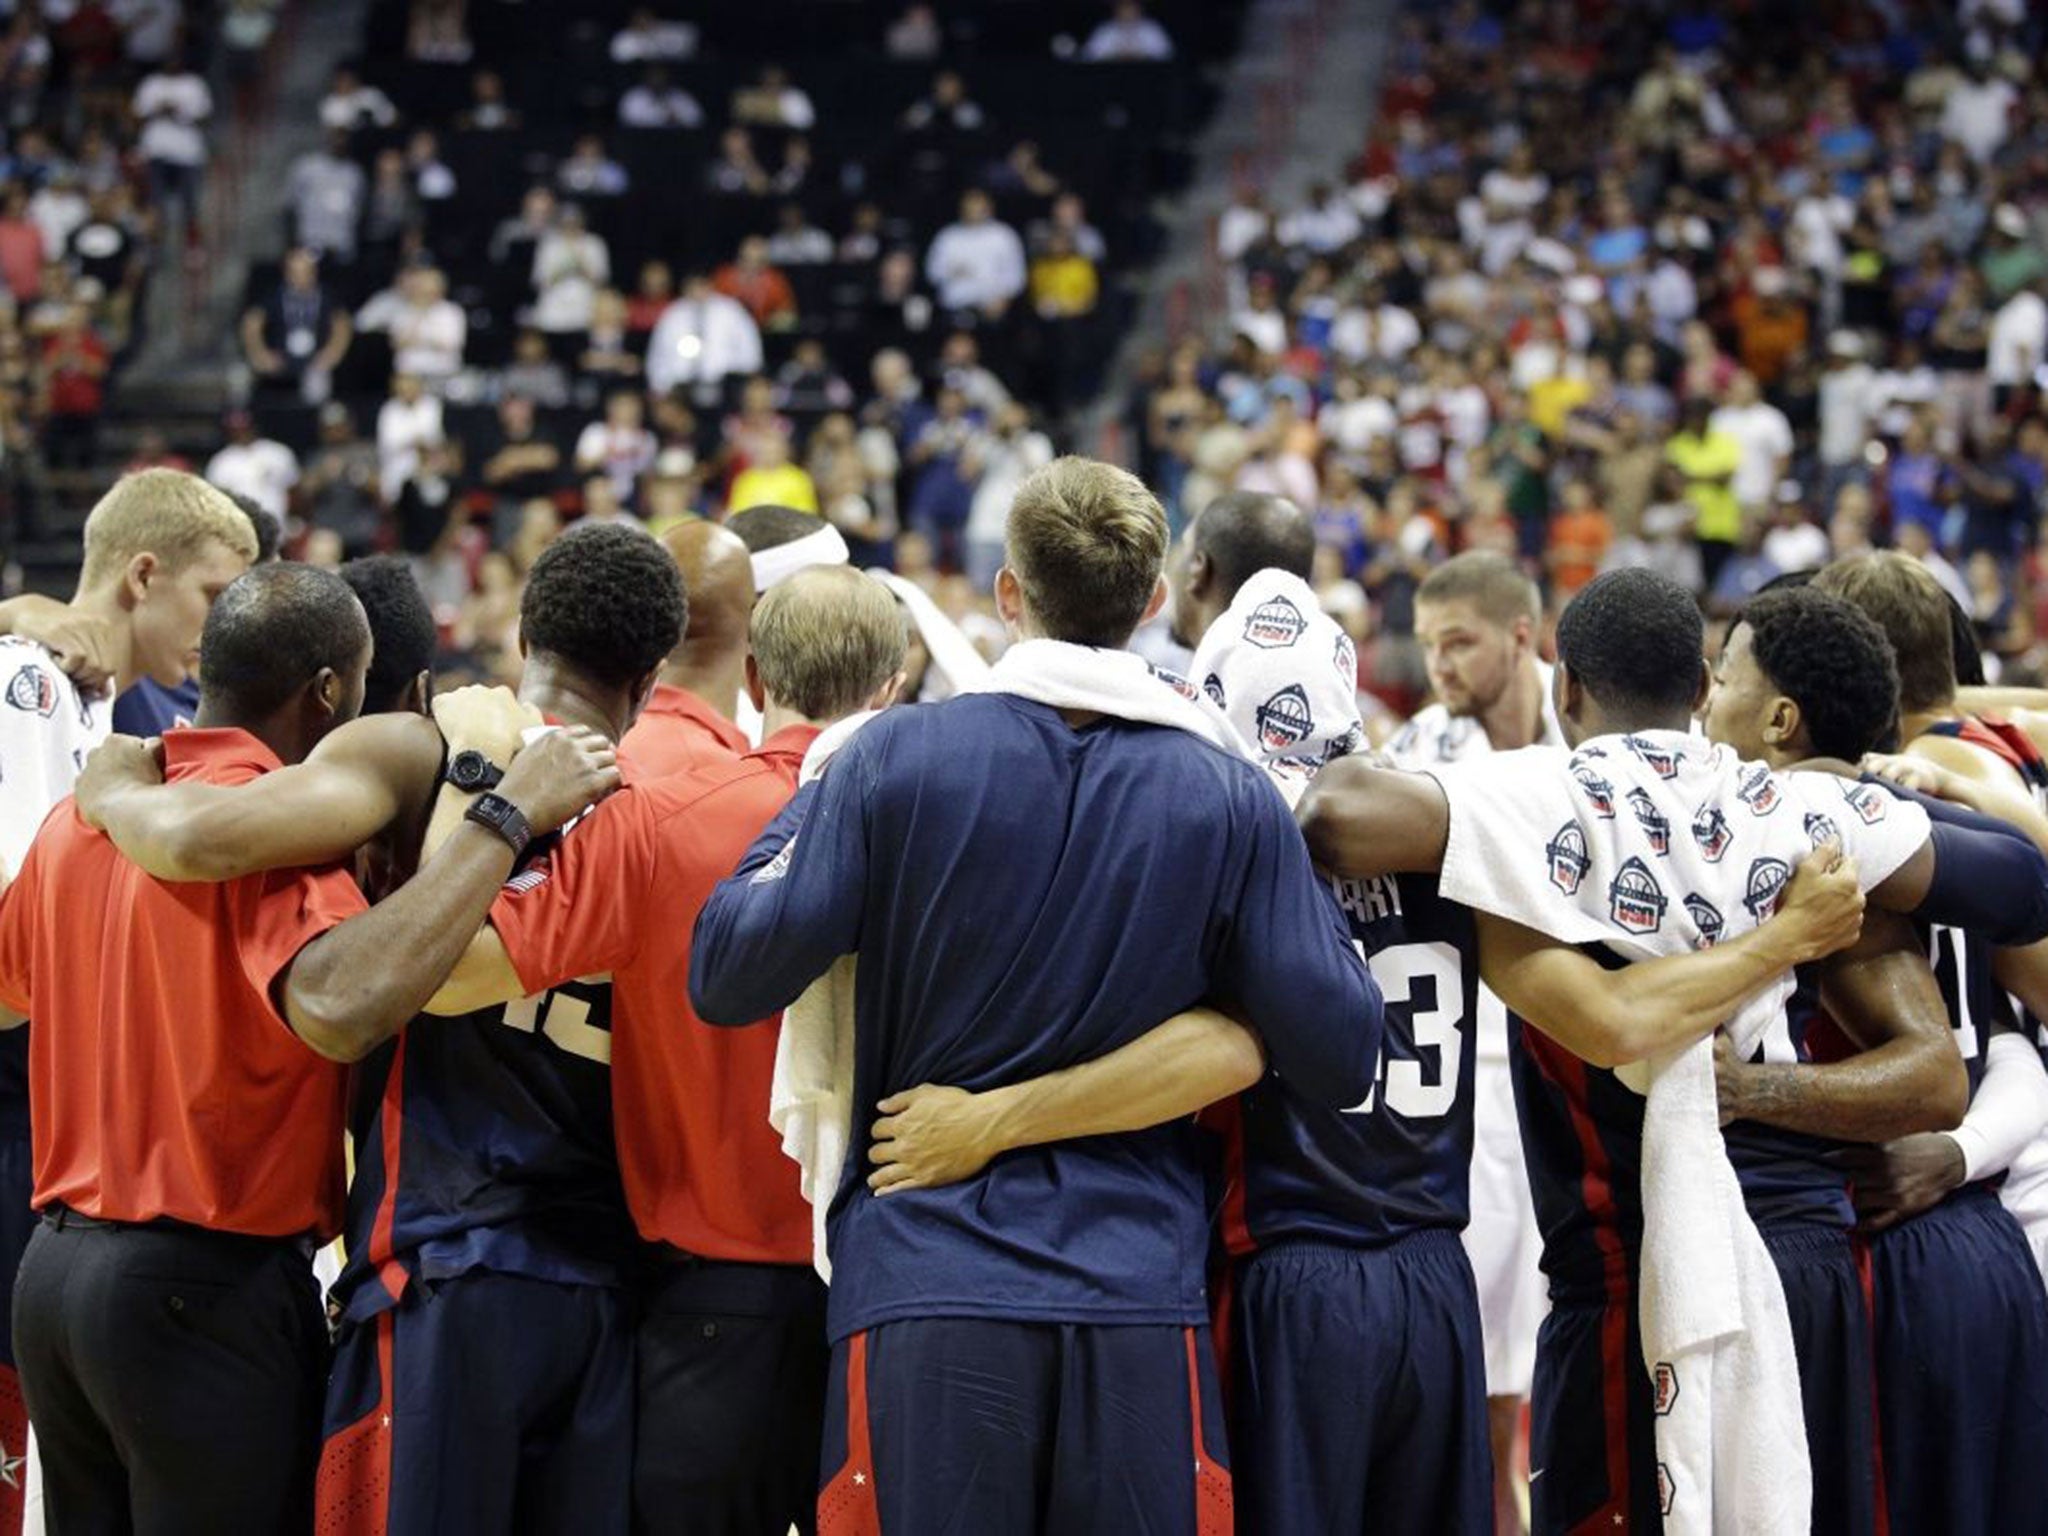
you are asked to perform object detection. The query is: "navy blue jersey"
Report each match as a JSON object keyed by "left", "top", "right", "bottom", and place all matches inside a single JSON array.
[
  {"left": 691, "top": 695, "right": 1381, "bottom": 1344},
  {"left": 1226, "top": 871, "right": 1479, "bottom": 1251},
  {"left": 1506, "top": 948, "right": 1645, "bottom": 1305},
  {"left": 1725, "top": 969, "right": 1856, "bottom": 1235},
  {"left": 331, "top": 974, "right": 637, "bottom": 1323},
  {"left": 111, "top": 675, "right": 197, "bottom": 737}
]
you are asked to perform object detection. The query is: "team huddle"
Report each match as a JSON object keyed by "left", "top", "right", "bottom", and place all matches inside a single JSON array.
[{"left": 0, "top": 460, "right": 2046, "bottom": 1535}]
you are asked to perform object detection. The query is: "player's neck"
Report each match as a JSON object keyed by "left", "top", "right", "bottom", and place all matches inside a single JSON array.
[
  {"left": 1478, "top": 659, "right": 1545, "bottom": 751},
  {"left": 659, "top": 651, "right": 745, "bottom": 721},
  {"left": 1900, "top": 701, "right": 1960, "bottom": 743},
  {"left": 517, "top": 660, "right": 626, "bottom": 743},
  {"left": 66, "top": 584, "right": 139, "bottom": 694}
]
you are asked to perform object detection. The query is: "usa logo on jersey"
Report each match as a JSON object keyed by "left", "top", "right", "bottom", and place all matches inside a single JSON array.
[
  {"left": 5, "top": 664, "right": 55, "bottom": 718},
  {"left": 1737, "top": 763, "right": 1781, "bottom": 816},
  {"left": 1547, "top": 821, "right": 1590, "bottom": 896},
  {"left": 1149, "top": 664, "right": 1200, "bottom": 704},
  {"left": 1684, "top": 893, "right": 1725, "bottom": 946},
  {"left": 1627, "top": 788, "right": 1671, "bottom": 855},
  {"left": 1624, "top": 734, "right": 1682, "bottom": 778},
  {"left": 1244, "top": 596, "right": 1307, "bottom": 649},
  {"left": 1743, "top": 856, "right": 1791, "bottom": 922},
  {"left": 1333, "top": 631, "right": 1357, "bottom": 684},
  {"left": 1691, "top": 805, "right": 1733, "bottom": 862},
  {"left": 1572, "top": 763, "right": 1616, "bottom": 818},
  {"left": 1609, "top": 855, "right": 1667, "bottom": 934},
  {"left": 1805, "top": 811, "right": 1840, "bottom": 847},
  {"left": 1202, "top": 672, "right": 1226, "bottom": 709},
  {"left": 1841, "top": 780, "right": 1889, "bottom": 824},
  {"left": 1254, "top": 684, "right": 1313, "bottom": 752}
]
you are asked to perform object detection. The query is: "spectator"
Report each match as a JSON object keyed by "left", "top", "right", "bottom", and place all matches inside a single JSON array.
[
  {"left": 380, "top": 265, "right": 467, "bottom": 386},
  {"left": 360, "top": 147, "right": 422, "bottom": 267},
  {"left": 299, "top": 403, "right": 384, "bottom": 556},
  {"left": 839, "top": 202, "right": 887, "bottom": 264},
  {"left": 477, "top": 393, "right": 564, "bottom": 533},
  {"left": 499, "top": 327, "right": 572, "bottom": 407},
  {"left": 1730, "top": 267, "right": 1809, "bottom": 389},
  {"left": 610, "top": 8, "right": 698, "bottom": 64},
  {"left": 1762, "top": 484, "right": 1831, "bottom": 575},
  {"left": 922, "top": 194, "right": 1027, "bottom": 319},
  {"left": 27, "top": 164, "right": 85, "bottom": 259},
  {"left": 407, "top": 130, "right": 458, "bottom": 203},
  {"left": 775, "top": 337, "right": 854, "bottom": 413},
  {"left": 961, "top": 400, "right": 1053, "bottom": 588},
  {"left": 319, "top": 65, "right": 397, "bottom": 134},
  {"left": 1940, "top": 55, "right": 2018, "bottom": 164},
  {"left": 1545, "top": 478, "right": 1612, "bottom": 599},
  {"left": 727, "top": 427, "right": 817, "bottom": 514},
  {"left": 287, "top": 129, "right": 367, "bottom": 262},
  {"left": 645, "top": 270, "right": 763, "bottom": 400},
  {"left": 489, "top": 185, "right": 557, "bottom": 270},
  {"left": 1665, "top": 396, "right": 1743, "bottom": 583},
  {"left": 1080, "top": 0, "right": 1175, "bottom": 61},
  {"left": 574, "top": 388, "right": 657, "bottom": 507},
  {"left": 458, "top": 68, "right": 521, "bottom": 132},
  {"left": 885, "top": 4, "right": 942, "bottom": 61},
  {"left": 206, "top": 410, "right": 300, "bottom": 522},
  {"left": 65, "top": 188, "right": 143, "bottom": 349},
  {"left": 765, "top": 203, "right": 833, "bottom": 267},
  {"left": 1990, "top": 277, "right": 2046, "bottom": 407},
  {"left": 705, "top": 127, "right": 770, "bottom": 197},
  {"left": 1706, "top": 513, "right": 1782, "bottom": 619},
  {"left": 376, "top": 369, "right": 446, "bottom": 502},
  {"left": 132, "top": 50, "right": 211, "bottom": 231},
  {"left": 0, "top": 185, "right": 42, "bottom": 303},
  {"left": 578, "top": 289, "right": 642, "bottom": 383},
  {"left": 579, "top": 474, "right": 642, "bottom": 528},
  {"left": 556, "top": 135, "right": 629, "bottom": 200},
  {"left": 904, "top": 384, "right": 982, "bottom": 569},
  {"left": 531, "top": 204, "right": 610, "bottom": 335},
  {"left": 901, "top": 70, "right": 985, "bottom": 134},
  {"left": 1708, "top": 369, "right": 1794, "bottom": 516},
  {"left": 37, "top": 300, "right": 108, "bottom": 468},
  {"left": 240, "top": 246, "right": 353, "bottom": 405},
  {"left": 619, "top": 65, "right": 703, "bottom": 130},
  {"left": 712, "top": 235, "right": 797, "bottom": 330},
  {"left": 731, "top": 65, "right": 815, "bottom": 132},
  {"left": 407, "top": 0, "right": 473, "bottom": 63}
]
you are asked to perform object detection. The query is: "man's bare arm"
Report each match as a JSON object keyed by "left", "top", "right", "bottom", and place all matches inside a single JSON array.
[
  {"left": 77, "top": 713, "right": 444, "bottom": 881},
  {"left": 1714, "top": 907, "right": 1967, "bottom": 1141},
  {"left": 1477, "top": 847, "right": 1866, "bottom": 1069},
  {"left": 1296, "top": 757, "right": 1451, "bottom": 877},
  {"left": 1865, "top": 741, "right": 2048, "bottom": 859},
  {"left": 865, "top": 1008, "right": 1267, "bottom": 1193}
]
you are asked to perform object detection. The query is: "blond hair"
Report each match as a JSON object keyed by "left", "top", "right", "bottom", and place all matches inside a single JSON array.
[
  {"left": 1004, "top": 456, "right": 1167, "bottom": 646},
  {"left": 1813, "top": 551, "right": 1955, "bottom": 715},
  {"left": 752, "top": 565, "right": 907, "bottom": 721},
  {"left": 79, "top": 469, "right": 259, "bottom": 589}
]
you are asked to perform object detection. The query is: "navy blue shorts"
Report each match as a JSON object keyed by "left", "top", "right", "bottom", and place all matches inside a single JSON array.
[
  {"left": 316, "top": 1272, "right": 633, "bottom": 1535},
  {"left": 1870, "top": 1186, "right": 2048, "bottom": 1536},
  {"left": 1228, "top": 1232, "right": 1489, "bottom": 1535},
  {"left": 1762, "top": 1226, "right": 1878, "bottom": 1536},
  {"left": 817, "top": 1318, "right": 1232, "bottom": 1535},
  {"left": 1528, "top": 1288, "right": 1660, "bottom": 1535}
]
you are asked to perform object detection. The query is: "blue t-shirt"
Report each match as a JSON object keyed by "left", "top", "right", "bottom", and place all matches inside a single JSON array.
[
  {"left": 111, "top": 675, "right": 198, "bottom": 736},
  {"left": 692, "top": 695, "right": 1382, "bottom": 1341}
]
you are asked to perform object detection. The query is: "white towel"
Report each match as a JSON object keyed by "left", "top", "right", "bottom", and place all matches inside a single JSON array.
[
  {"left": 962, "top": 638, "right": 1253, "bottom": 760},
  {"left": 1430, "top": 732, "right": 1930, "bottom": 1536},
  {"left": 867, "top": 570, "right": 993, "bottom": 701},
  {"left": 1189, "top": 569, "right": 1364, "bottom": 805}
]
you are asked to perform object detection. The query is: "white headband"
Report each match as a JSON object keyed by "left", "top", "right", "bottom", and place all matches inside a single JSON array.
[{"left": 749, "top": 524, "right": 851, "bottom": 593}]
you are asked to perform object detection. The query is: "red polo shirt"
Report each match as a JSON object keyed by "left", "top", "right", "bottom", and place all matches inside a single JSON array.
[
  {"left": 0, "top": 729, "right": 361, "bottom": 1239},
  {"left": 622, "top": 682, "right": 751, "bottom": 779},
  {"left": 489, "top": 725, "right": 818, "bottom": 1262}
]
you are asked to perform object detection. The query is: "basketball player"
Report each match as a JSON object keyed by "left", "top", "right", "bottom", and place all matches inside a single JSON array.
[
  {"left": 1387, "top": 552, "right": 1561, "bottom": 1534},
  {"left": 623, "top": 519, "right": 756, "bottom": 775},
  {"left": 0, "top": 563, "right": 616, "bottom": 1531},
  {"left": 691, "top": 458, "right": 1384, "bottom": 1533},
  {"left": 76, "top": 524, "right": 682, "bottom": 1532}
]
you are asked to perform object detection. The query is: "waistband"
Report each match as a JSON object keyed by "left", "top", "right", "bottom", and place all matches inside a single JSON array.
[
  {"left": 643, "top": 1251, "right": 826, "bottom": 1315},
  {"left": 1759, "top": 1224, "right": 1856, "bottom": 1262},
  {"left": 40, "top": 1203, "right": 316, "bottom": 1258},
  {"left": 1241, "top": 1229, "right": 1469, "bottom": 1266}
]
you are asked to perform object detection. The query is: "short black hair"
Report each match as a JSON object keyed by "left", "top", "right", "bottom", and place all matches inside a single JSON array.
[
  {"left": 1740, "top": 586, "right": 1901, "bottom": 759},
  {"left": 340, "top": 555, "right": 436, "bottom": 713},
  {"left": 222, "top": 490, "right": 282, "bottom": 562},
  {"left": 1946, "top": 588, "right": 1987, "bottom": 688},
  {"left": 521, "top": 523, "right": 686, "bottom": 689},
  {"left": 726, "top": 504, "right": 827, "bottom": 553},
  {"left": 1192, "top": 490, "right": 1316, "bottom": 599},
  {"left": 1554, "top": 568, "right": 1704, "bottom": 717},
  {"left": 199, "top": 564, "right": 370, "bottom": 718}
]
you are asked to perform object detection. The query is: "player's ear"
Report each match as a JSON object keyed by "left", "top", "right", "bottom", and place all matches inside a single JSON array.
[
  {"left": 994, "top": 566, "right": 1025, "bottom": 627},
  {"left": 121, "top": 552, "right": 159, "bottom": 609},
  {"left": 407, "top": 670, "right": 432, "bottom": 717},
  {"left": 309, "top": 666, "right": 341, "bottom": 719},
  {"left": 867, "top": 669, "right": 907, "bottom": 712},
  {"left": 1691, "top": 658, "right": 1713, "bottom": 716},
  {"left": 743, "top": 652, "right": 767, "bottom": 713},
  {"left": 1762, "top": 693, "right": 1801, "bottom": 751},
  {"left": 1139, "top": 575, "right": 1168, "bottom": 625}
]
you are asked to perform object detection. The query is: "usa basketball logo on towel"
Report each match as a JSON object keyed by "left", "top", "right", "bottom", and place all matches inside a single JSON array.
[
  {"left": 1624, "top": 734, "right": 1681, "bottom": 778},
  {"left": 1841, "top": 781, "right": 1889, "bottom": 824},
  {"left": 4, "top": 665, "right": 54, "bottom": 717},
  {"left": 1572, "top": 764, "right": 1616, "bottom": 819},
  {"left": 1737, "top": 763, "right": 1781, "bottom": 816},
  {"left": 1685, "top": 893, "right": 1725, "bottom": 945},
  {"left": 1243, "top": 595, "right": 1307, "bottom": 649},
  {"left": 1743, "top": 856, "right": 1791, "bottom": 922},
  {"left": 1627, "top": 788, "right": 1671, "bottom": 855},
  {"left": 1547, "top": 821, "right": 1590, "bottom": 896},
  {"left": 1691, "top": 805, "right": 1733, "bottom": 862},
  {"left": 1609, "top": 856, "right": 1667, "bottom": 934},
  {"left": 1254, "top": 684, "right": 1313, "bottom": 752},
  {"left": 1202, "top": 673, "right": 1226, "bottom": 709},
  {"left": 1805, "top": 811, "right": 1840, "bottom": 847},
  {"left": 1148, "top": 664, "right": 1200, "bottom": 704},
  {"left": 1653, "top": 1362, "right": 1680, "bottom": 1416}
]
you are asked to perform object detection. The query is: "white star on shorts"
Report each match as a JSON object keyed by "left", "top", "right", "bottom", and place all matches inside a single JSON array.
[{"left": 853, "top": 1471, "right": 866, "bottom": 1487}]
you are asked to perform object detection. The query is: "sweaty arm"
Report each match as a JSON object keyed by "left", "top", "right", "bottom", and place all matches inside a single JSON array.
[
  {"left": 692, "top": 767, "right": 868, "bottom": 1026},
  {"left": 1864, "top": 741, "right": 2048, "bottom": 859},
  {"left": 865, "top": 1006, "right": 1266, "bottom": 1193},
  {"left": 1715, "top": 907, "right": 1968, "bottom": 1142},
  {"left": 280, "top": 728, "right": 619, "bottom": 1060},
  {"left": 1295, "top": 756, "right": 1451, "bottom": 878},
  {"left": 1866, "top": 782, "right": 2048, "bottom": 945},
  {"left": 1476, "top": 844, "right": 1867, "bottom": 1069},
  {"left": 80, "top": 713, "right": 442, "bottom": 882}
]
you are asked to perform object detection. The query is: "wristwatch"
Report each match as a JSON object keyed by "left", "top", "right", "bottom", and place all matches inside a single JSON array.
[
  {"left": 464, "top": 792, "right": 533, "bottom": 861},
  {"left": 445, "top": 749, "right": 505, "bottom": 793}
]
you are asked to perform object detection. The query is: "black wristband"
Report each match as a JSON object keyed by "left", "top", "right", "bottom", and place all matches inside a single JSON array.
[{"left": 464, "top": 791, "right": 533, "bottom": 861}]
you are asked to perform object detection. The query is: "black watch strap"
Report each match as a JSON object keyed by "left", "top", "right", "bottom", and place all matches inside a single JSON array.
[
  {"left": 445, "top": 749, "right": 506, "bottom": 794},
  {"left": 464, "top": 791, "right": 533, "bottom": 861}
]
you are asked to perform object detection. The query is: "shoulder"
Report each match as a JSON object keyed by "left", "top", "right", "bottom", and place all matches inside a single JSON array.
[{"left": 0, "top": 638, "right": 90, "bottom": 731}]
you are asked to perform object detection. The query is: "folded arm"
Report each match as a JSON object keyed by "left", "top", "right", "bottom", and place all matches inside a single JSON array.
[
  {"left": 1295, "top": 757, "right": 1451, "bottom": 878},
  {"left": 866, "top": 1007, "right": 1266, "bottom": 1193}
]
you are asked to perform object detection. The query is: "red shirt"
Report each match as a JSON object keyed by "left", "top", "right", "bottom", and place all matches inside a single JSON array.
[
  {"left": 0, "top": 729, "right": 362, "bottom": 1238},
  {"left": 622, "top": 682, "right": 751, "bottom": 779},
  {"left": 488, "top": 725, "right": 819, "bottom": 1262}
]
